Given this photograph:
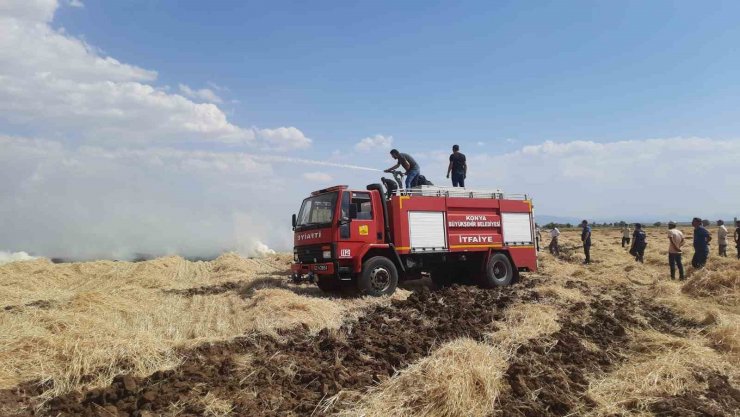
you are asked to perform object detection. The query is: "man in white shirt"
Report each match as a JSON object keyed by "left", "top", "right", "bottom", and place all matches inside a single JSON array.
[
  {"left": 621, "top": 225, "right": 631, "bottom": 248},
  {"left": 549, "top": 227, "right": 560, "bottom": 256},
  {"left": 667, "top": 221, "right": 685, "bottom": 280},
  {"left": 717, "top": 220, "right": 728, "bottom": 257}
]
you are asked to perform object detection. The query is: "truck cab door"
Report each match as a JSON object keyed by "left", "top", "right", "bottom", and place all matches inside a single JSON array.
[{"left": 339, "top": 191, "right": 380, "bottom": 243}]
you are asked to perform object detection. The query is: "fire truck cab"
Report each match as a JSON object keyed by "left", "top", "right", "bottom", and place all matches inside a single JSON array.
[{"left": 290, "top": 182, "right": 537, "bottom": 296}]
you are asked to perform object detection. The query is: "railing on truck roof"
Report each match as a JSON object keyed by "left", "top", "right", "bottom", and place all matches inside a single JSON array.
[{"left": 393, "top": 185, "right": 529, "bottom": 201}]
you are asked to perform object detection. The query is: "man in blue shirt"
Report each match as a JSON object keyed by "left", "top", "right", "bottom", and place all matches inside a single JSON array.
[
  {"left": 630, "top": 223, "right": 647, "bottom": 263},
  {"left": 691, "top": 217, "right": 712, "bottom": 268},
  {"left": 580, "top": 220, "right": 592, "bottom": 264}
]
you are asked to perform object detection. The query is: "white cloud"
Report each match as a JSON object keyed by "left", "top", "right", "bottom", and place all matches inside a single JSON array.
[
  {"left": 258, "top": 127, "right": 312, "bottom": 151},
  {"left": 0, "top": 1, "right": 306, "bottom": 148},
  {"left": 355, "top": 134, "right": 393, "bottom": 151},
  {"left": 302, "top": 172, "right": 333, "bottom": 182},
  {"left": 178, "top": 83, "right": 223, "bottom": 104},
  {"left": 0, "top": 0, "right": 58, "bottom": 23},
  {"left": 66, "top": 0, "right": 84, "bottom": 8},
  {"left": 468, "top": 137, "right": 740, "bottom": 219}
]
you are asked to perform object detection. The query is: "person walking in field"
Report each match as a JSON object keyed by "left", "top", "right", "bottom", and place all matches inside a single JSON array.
[
  {"left": 446, "top": 144, "right": 467, "bottom": 187},
  {"left": 385, "top": 149, "right": 420, "bottom": 190},
  {"left": 580, "top": 220, "right": 592, "bottom": 264},
  {"left": 667, "top": 221, "right": 685, "bottom": 280},
  {"left": 549, "top": 226, "right": 560, "bottom": 256},
  {"left": 691, "top": 217, "right": 712, "bottom": 269},
  {"left": 717, "top": 220, "right": 728, "bottom": 257},
  {"left": 535, "top": 224, "right": 542, "bottom": 252},
  {"left": 630, "top": 223, "right": 647, "bottom": 263},
  {"left": 621, "top": 225, "right": 631, "bottom": 248},
  {"left": 735, "top": 220, "right": 740, "bottom": 259}
]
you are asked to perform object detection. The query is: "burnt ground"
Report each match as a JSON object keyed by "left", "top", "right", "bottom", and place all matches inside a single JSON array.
[
  {"left": 8, "top": 284, "right": 527, "bottom": 417},
  {"left": 649, "top": 374, "right": 740, "bottom": 417},
  {"left": 3, "top": 276, "right": 738, "bottom": 417},
  {"left": 2, "top": 299, "right": 56, "bottom": 313}
]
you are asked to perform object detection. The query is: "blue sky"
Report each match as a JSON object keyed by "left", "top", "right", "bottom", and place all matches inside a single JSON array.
[
  {"left": 1, "top": 0, "right": 739, "bottom": 259},
  {"left": 52, "top": 0, "right": 740, "bottom": 149}
]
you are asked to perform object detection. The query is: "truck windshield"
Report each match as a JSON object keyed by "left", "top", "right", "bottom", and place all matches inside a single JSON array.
[{"left": 296, "top": 192, "right": 338, "bottom": 229}]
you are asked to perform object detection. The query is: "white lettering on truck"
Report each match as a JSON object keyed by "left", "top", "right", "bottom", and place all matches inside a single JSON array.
[
  {"left": 459, "top": 235, "right": 494, "bottom": 243},
  {"left": 448, "top": 215, "right": 501, "bottom": 228},
  {"left": 297, "top": 231, "right": 322, "bottom": 241}
]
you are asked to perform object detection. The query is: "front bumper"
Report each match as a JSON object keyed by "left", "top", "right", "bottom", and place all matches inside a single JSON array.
[
  {"left": 291, "top": 262, "right": 335, "bottom": 275},
  {"left": 290, "top": 262, "right": 335, "bottom": 284}
]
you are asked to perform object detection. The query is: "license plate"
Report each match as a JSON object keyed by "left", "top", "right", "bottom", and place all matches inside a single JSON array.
[{"left": 314, "top": 265, "right": 328, "bottom": 271}]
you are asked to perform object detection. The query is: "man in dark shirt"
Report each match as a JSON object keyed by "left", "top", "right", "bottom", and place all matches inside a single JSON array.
[
  {"left": 580, "top": 220, "right": 592, "bottom": 264},
  {"left": 691, "top": 217, "right": 712, "bottom": 268},
  {"left": 630, "top": 223, "right": 647, "bottom": 263},
  {"left": 735, "top": 220, "right": 740, "bottom": 259},
  {"left": 446, "top": 144, "right": 467, "bottom": 187},
  {"left": 385, "top": 149, "right": 420, "bottom": 189}
]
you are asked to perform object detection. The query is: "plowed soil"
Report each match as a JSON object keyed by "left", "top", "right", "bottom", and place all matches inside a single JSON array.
[
  {"left": 2, "top": 232, "right": 738, "bottom": 417},
  {"left": 36, "top": 285, "right": 529, "bottom": 417}
]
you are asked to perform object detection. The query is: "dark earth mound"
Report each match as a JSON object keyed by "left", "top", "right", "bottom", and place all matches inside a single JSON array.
[
  {"left": 38, "top": 285, "right": 530, "bottom": 417},
  {"left": 649, "top": 373, "right": 740, "bottom": 417},
  {"left": 3, "top": 276, "right": 738, "bottom": 417}
]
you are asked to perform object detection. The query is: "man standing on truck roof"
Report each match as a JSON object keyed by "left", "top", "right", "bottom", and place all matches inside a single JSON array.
[
  {"left": 446, "top": 144, "right": 467, "bottom": 187},
  {"left": 580, "top": 220, "right": 592, "bottom": 264},
  {"left": 667, "top": 221, "right": 685, "bottom": 280},
  {"left": 385, "top": 149, "right": 420, "bottom": 190},
  {"left": 691, "top": 217, "right": 712, "bottom": 269},
  {"left": 717, "top": 220, "right": 728, "bottom": 257}
]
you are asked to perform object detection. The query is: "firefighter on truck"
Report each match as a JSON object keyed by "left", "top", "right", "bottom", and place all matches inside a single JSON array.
[{"left": 290, "top": 176, "right": 537, "bottom": 296}]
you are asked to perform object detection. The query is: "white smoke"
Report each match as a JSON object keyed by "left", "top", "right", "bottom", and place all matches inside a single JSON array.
[{"left": 0, "top": 251, "right": 39, "bottom": 265}]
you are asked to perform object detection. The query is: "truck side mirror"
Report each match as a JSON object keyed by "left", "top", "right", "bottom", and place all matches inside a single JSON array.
[{"left": 291, "top": 214, "right": 297, "bottom": 229}]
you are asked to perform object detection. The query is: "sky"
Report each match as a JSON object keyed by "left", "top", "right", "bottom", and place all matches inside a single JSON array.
[{"left": 1, "top": 0, "right": 739, "bottom": 260}]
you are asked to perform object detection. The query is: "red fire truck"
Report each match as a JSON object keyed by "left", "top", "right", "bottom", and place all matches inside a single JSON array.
[{"left": 290, "top": 174, "right": 537, "bottom": 296}]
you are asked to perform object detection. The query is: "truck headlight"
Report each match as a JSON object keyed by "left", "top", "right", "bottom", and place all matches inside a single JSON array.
[
  {"left": 322, "top": 250, "right": 331, "bottom": 259},
  {"left": 293, "top": 250, "right": 298, "bottom": 262}
]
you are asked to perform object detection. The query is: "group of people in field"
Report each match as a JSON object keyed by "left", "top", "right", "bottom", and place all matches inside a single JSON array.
[{"left": 540, "top": 219, "right": 739, "bottom": 281}]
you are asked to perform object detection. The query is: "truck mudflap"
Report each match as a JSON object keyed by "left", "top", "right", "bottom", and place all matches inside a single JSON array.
[{"left": 290, "top": 262, "right": 335, "bottom": 283}]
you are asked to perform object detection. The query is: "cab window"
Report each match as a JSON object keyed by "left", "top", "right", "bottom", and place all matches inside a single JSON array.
[{"left": 351, "top": 192, "right": 373, "bottom": 220}]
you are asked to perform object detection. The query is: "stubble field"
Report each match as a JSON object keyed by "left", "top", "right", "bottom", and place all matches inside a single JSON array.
[{"left": 1, "top": 228, "right": 738, "bottom": 416}]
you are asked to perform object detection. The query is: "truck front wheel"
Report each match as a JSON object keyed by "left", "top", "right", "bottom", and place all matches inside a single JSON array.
[
  {"left": 481, "top": 253, "right": 514, "bottom": 288},
  {"left": 358, "top": 256, "right": 398, "bottom": 296}
]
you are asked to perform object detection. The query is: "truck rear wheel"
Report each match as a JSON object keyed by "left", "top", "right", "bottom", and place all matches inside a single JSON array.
[
  {"left": 358, "top": 256, "right": 398, "bottom": 296},
  {"left": 481, "top": 253, "right": 514, "bottom": 288}
]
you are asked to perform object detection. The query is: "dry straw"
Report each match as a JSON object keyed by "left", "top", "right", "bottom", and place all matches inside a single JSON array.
[
  {"left": 332, "top": 338, "right": 509, "bottom": 417},
  {"left": 0, "top": 253, "right": 399, "bottom": 402}
]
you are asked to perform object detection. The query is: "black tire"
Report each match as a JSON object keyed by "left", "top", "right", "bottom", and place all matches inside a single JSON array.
[
  {"left": 480, "top": 253, "right": 514, "bottom": 288},
  {"left": 316, "top": 275, "right": 340, "bottom": 292},
  {"left": 357, "top": 256, "right": 398, "bottom": 296}
]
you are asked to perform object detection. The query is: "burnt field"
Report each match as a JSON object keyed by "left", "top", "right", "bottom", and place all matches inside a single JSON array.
[{"left": 1, "top": 229, "right": 738, "bottom": 416}]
